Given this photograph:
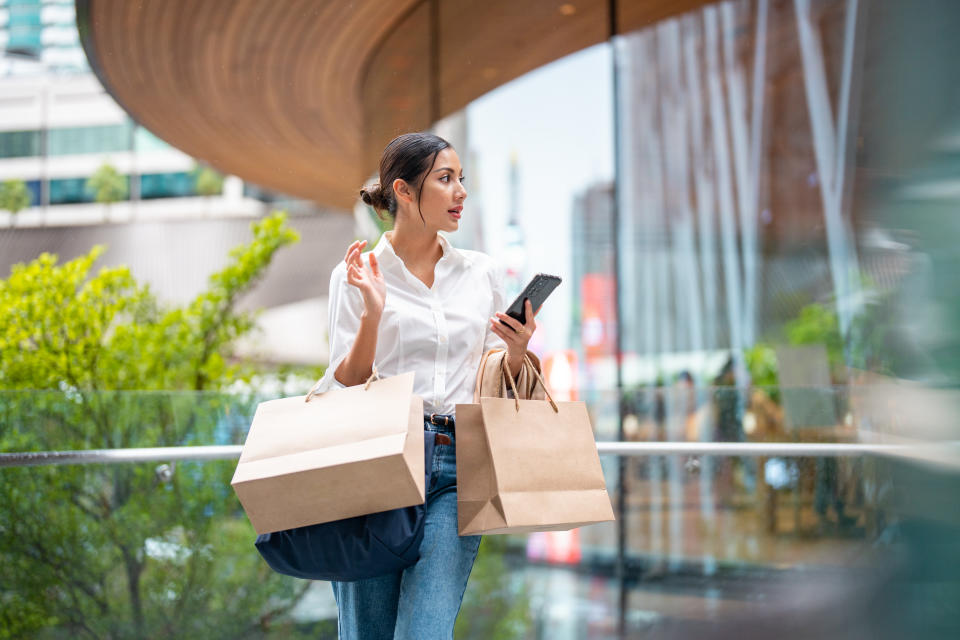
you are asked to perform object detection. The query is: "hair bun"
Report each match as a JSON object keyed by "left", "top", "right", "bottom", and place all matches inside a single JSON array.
[{"left": 360, "top": 183, "right": 392, "bottom": 212}]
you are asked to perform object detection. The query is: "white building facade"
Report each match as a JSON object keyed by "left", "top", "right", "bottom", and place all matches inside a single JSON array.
[{"left": 0, "top": 0, "right": 269, "bottom": 227}]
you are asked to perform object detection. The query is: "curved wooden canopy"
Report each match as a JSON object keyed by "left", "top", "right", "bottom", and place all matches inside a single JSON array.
[{"left": 78, "top": 0, "right": 709, "bottom": 210}]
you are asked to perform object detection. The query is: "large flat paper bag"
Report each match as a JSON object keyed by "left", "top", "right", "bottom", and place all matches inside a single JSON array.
[
  {"left": 456, "top": 397, "right": 614, "bottom": 535},
  {"left": 232, "top": 372, "right": 424, "bottom": 534}
]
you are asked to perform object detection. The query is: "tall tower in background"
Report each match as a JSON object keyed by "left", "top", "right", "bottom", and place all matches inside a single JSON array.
[
  {"left": 2, "top": 0, "right": 89, "bottom": 73},
  {"left": 502, "top": 151, "right": 527, "bottom": 299},
  {"left": 570, "top": 181, "right": 616, "bottom": 361}
]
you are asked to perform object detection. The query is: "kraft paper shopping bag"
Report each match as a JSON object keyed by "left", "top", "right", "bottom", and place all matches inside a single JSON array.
[
  {"left": 456, "top": 354, "right": 614, "bottom": 535},
  {"left": 232, "top": 371, "right": 424, "bottom": 535}
]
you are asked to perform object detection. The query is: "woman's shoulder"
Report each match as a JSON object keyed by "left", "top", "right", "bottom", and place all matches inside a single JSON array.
[
  {"left": 452, "top": 246, "right": 496, "bottom": 271},
  {"left": 329, "top": 259, "right": 348, "bottom": 282}
]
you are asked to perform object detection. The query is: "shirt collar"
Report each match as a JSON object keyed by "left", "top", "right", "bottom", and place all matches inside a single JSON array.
[{"left": 372, "top": 232, "right": 468, "bottom": 269}]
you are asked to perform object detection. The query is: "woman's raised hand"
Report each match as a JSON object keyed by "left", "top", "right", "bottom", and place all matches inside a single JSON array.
[{"left": 343, "top": 240, "right": 386, "bottom": 316}]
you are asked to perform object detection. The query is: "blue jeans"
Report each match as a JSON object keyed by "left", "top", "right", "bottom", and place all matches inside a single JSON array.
[{"left": 331, "top": 416, "right": 482, "bottom": 639}]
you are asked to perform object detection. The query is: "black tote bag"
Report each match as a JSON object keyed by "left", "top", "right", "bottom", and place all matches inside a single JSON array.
[{"left": 254, "top": 431, "right": 434, "bottom": 582}]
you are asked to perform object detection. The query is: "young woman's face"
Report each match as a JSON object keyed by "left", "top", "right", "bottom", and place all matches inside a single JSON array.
[{"left": 414, "top": 147, "right": 467, "bottom": 233}]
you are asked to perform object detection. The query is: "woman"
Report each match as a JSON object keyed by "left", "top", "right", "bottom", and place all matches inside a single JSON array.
[{"left": 311, "top": 132, "right": 537, "bottom": 639}]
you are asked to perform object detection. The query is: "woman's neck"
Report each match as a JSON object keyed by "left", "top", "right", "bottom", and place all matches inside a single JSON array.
[{"left": 386, "top": 224, "right": 442, "bottom": 269}]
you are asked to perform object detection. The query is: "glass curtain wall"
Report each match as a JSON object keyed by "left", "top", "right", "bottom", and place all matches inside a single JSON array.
[
  {"left": 609, "top": 0, "right": 960, "bottom": 633},
  {"left": 613, "top": 0, "right": 864, "bottom": 578}
]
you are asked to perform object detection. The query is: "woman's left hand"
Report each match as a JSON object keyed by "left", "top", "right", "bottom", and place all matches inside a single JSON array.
[{"left": 490, "top": 299, "right": 536, "bottom": 360}]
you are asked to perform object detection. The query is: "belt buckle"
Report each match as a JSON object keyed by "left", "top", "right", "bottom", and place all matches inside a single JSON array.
[{"left": 430, "top": 413, "right": 449, "bottom": 427}]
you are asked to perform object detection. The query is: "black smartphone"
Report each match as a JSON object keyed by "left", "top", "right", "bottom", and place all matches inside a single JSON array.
[{"left": 500, "top": 273, "right": 562, "bottom": 328}]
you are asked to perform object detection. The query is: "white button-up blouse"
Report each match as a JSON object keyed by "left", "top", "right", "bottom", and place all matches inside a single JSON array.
[{"left": 312, "top": 232, "right": 506, "bottom": 414}]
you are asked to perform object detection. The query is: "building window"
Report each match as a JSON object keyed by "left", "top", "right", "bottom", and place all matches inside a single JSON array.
[
  {"left": 49, "top": 176, "right": 94, "bottom": 204},
  {"left": 242, "top": 182, "right": 278, "bottom": 203},
  {"left": 134, "top": 127, "right": 173, "bottom": 153},
  {"left": 25, "top": 179, "right": 40, "bottom": 205},
  {"left": 47, "top": 123, "right": 132, "bottom": 156},
  {"left": 140, "top": 172, "right": 196, "bottom": 199},
  {"left": 0, "top": 130, "right": 41, "bottom": 158},
  {"left": 5, "top": 0, "right": 43, "bottom": 59}
]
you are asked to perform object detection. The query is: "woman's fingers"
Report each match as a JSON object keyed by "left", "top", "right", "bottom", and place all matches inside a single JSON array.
[
  {"left": 491, "top": 300, "right": 536, "bottom": 348},
  {"left": 368, "top": 252, "right": 381, "bottom": 278},
  {"left": 343, "top": 240, "right": 367, "bottom": 266},
  {"left": 523, "top": 299, "right": 537, "bottom": 330},
  {"left": 494, "top": 311, "right": 522, "bottom": 333},
  {"left": 489, "top": 319, "right": 523, "bottom": 347},
  {"left": 343, "top": 240, "right": 359, "bottom": 263},
  {"left": 489, "top": 319, "right": 510, "bottom": 340},
  {"left": 346, "top": 263, "right": 361, "bottom": 285}
]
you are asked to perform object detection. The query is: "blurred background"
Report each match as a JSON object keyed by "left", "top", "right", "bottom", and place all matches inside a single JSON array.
[{"left": 1, "top": 0, "right": 958, "bottom": 638}]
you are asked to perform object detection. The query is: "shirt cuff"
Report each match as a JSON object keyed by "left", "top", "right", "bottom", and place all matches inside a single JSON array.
[{"left": 309, "top": 354, "right": 350, "bottom": 396}]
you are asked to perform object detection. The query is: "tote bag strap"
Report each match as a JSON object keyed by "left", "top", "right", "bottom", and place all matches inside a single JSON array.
[{"left": 473, "top": 348, "right": 503, "bottom": 403}]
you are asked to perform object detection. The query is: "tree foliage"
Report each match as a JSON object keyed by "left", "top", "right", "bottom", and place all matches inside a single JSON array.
[
  {"left": 192, "top": 164, "right": 225, "bottom": 198},
  {"left": 0, "top": 212, "right": 318, "bottom": 639},
  {"left": 0, "top": 179, "right": 31, "bottom": 219},
  {"left": 86, "top": 163, "right": 128, "bottom": 206},
  {"left": 455, "top": 536, "right": 531, "bottom": 639}
]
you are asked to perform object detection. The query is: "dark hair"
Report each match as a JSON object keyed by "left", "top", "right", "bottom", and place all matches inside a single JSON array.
[{"left": 359, "top": 132, "right": 451, "bottom": 223}]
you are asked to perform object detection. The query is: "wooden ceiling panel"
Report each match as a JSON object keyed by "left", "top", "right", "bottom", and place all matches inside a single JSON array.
[
  {"left": 436, "top": 0, "right": 609, "bottom": 116},
  {"left": 81, "top": 0, "right": 421, "bottom": 209},
  {"left": 360, "top": 3, "right": 433, "bottom": 175},
  {"left": 80, "top": 0, "right": 717, "bottom": 211}
]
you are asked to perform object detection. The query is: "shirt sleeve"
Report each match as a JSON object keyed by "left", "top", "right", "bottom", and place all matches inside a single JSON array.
[
  {"left": 310, "top": 263, "right": 365, "bottom": 394},
  {"left": 482, "top": 258, "right": 507, "bottom": 354}
]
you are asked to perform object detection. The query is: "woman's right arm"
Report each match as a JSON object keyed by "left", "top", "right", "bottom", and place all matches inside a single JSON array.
[
  {"left": 333, "top": 240, "right": 386, "bottom": 386},
  {"left": 333, "top": 307, "right": 381, "bottom": 386}
]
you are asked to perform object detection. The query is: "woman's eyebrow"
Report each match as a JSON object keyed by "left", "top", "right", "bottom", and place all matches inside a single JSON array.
[{"left": 432, "top": 167, "right": 460, "bottom": 174}]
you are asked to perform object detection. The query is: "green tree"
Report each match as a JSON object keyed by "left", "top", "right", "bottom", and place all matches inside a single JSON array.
[
  {"left": 192, "top": 164, "right": 225, "bottom": 216},
  {"left": 455, "top": 537, "right": 531, "bottom": 639},
  {"left": 0, "top": 212, "right": 320, "bottom": 638},
  {"left": 86, "top": 163, "right": 128, "bottom": 222},
  {"left": 193, "top": 165, "right": 224, "bottom": 198},
  {"left": 0, "top": 178, "right": 31, "bottom": 228}
]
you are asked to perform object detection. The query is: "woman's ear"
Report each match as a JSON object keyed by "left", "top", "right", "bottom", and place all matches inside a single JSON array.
[{"left": 392, "top": 178, "right": 416, "bottom": 206}]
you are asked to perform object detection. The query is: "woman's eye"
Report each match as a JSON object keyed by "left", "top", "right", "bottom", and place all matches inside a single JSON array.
[
  {"left": 459, "top": 176, "right": 466, "bottom": 184},
  {"left": 440, "top": 175, "right": 449, "bottom": 182}
]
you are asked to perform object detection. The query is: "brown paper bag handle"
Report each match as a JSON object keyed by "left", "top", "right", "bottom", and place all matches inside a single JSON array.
[
  {"left": 499, "top": 352, "right": 560, "bottom": 414},
  {"left": 305, "top": 365, "right": 380, "bottom": 403},
  {"left": 473, "top": 348, "right": 499, "bottom": 403},
  {"left": 523, "top": 353, "right": 559, "bottom": 412},
  {"left": 500, "top": 353, "right": 522, "bottom": 412},
  {"left": 475, "top": 348, "right": 517, "bottom": 403}
]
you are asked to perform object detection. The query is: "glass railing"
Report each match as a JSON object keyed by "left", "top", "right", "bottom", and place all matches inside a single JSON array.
[{"left": 2, "top": 387, "right": 958, "bottom": 639}]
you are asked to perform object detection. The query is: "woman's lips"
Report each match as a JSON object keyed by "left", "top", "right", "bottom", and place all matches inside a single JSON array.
[{"left": 448, "top": 206, "right": 462, "bottom": 219}]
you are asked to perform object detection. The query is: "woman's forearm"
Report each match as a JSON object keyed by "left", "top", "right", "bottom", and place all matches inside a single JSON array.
[
  {"left": 506, "top": 351, "right": 524, "bottom": 379},
  {"left": 334, "top": 310, "right": 382, "bottom": 386}
]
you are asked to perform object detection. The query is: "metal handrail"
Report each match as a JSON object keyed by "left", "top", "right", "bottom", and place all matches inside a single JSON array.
[{"left": 1, "top": 441, "right": 958, "bottom": 469}]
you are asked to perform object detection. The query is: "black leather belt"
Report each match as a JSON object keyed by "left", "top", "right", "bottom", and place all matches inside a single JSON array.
[{"left": 425, "top": 413, "right": 455, "bottom": 428}]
